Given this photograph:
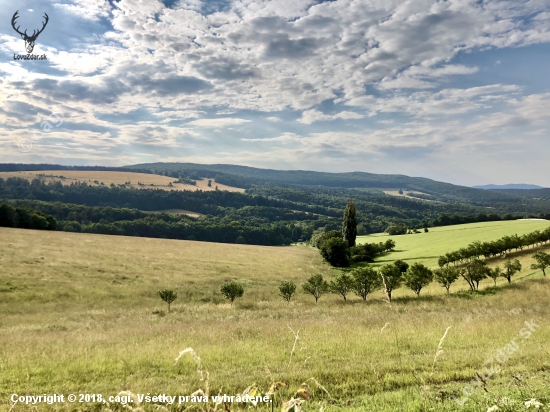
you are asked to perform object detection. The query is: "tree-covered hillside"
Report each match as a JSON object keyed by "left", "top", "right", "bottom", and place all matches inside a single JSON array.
[
  {"left": 1, "top": 164, "right": 549, "bottom": 247},
  {"left": 126, "top": 162, "right": 533, "bottom": 206}
]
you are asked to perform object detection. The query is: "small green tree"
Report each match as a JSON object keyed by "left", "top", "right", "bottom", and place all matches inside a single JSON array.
[
  {"left": 462, "top": 259, "right": 488, "bottom": 290},
  {"left": 279, "top": 281, "right": 297, "bottom": 303},
  {"left": 384, "top": 239, "right": 396, "bottom": 252},
  {"left": 342, "top": 199, "right": 358, "bottom": 247},
  {"left": 302, "top": 274, "right": 329, "bottom": 303},
  {"left": 208, "top": 179, "right": 212, "bottom": 187},
  {"left": 329, "top": 273, "right": 354, "bottom": 303},
  {"left": 379, "top": 263, "right": 403, "bottom": 302},
  {"left": 220, "top": 280, "right": 244, "bottom": 304},
  {"left": 487, "top": 266, "right": 502, "bottom": 286},
  {"left": 393, "top": 259, "right": 409, "bottom": 274},
  {"left": 351, "top": 267, "right": 382, "bottom": 301},
  {"left": 403, "top": 263, "right": 433, "bottom": 296},
  {"left": 157, "top": 289, "right": 178, "bottom": 313},
  {"left": 433, "top": 267, "right": 459, "bottom": 294},
  {"left": 531, "top": 251, "right": 550, "bottom": 276},
  {"left": 502, "top": 258, "right": 522, "bottom": 283},
  {"left": 319, "top": 237, "right": 350, "bottom": 267}
]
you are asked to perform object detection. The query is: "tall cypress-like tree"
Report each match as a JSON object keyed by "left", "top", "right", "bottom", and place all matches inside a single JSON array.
[{"left": 342, "top": 199, "right": 358, "bottom": 247}]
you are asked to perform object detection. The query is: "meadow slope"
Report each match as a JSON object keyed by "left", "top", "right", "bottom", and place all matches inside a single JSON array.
[
  {"left": 1, "top": 227, "right": 549, "bottom": 411},
  {"left": 358, "top": 220, "right": 550, "bottom": 269}
]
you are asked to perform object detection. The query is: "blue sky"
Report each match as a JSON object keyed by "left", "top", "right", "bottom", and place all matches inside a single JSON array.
[{"left": 1, "top": 0, "right": 550, "bottom": 186}]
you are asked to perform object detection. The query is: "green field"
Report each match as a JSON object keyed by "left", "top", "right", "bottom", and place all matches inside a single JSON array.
[
  {"left": 358, "top": 220, "right": 550, "bottom": 268},
  {"left": 1, "top": 225, "right": 550, "bottom": 411}
]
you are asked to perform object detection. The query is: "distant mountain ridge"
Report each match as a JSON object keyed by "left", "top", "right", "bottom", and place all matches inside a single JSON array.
[
  {"left": 1, "top": 162, "right": 549, "bottom": 222},
  {"left": 125, "top": 162, "right": 528, "bottom": 206},
  {"left": 474, "top": 184, "right": 545, "bottom": 190}
]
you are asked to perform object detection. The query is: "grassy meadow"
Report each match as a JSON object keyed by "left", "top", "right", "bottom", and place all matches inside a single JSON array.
[
  {"left": 1, "top": 224, "right": 550, "bottom": 411},
  {"left": 0, "top": 170, "right": 244, "bottom": 193},
  {"left": 358, "top": 220, "right": 550, "bottom": 269}
]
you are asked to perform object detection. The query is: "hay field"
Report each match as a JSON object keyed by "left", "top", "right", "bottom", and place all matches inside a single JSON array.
[
  {"left": 0, "top": 170, "right": 245, "bottom": 193},
  {"left": 1, "top": 227, "right": 549, "bottom": 411}
]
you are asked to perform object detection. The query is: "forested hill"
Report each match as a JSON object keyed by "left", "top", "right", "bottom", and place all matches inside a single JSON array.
[
  {"left": 126, "top": 162, "right": 523, "bottom": 206},
  {"left": 2, "top": 162, "right": 549, "bottom": 210},
  {"left": 487, "top": 188, "right": 550, "bottom": 199}
]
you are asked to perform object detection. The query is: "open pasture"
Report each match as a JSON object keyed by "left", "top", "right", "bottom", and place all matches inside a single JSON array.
[
  {"left": 1, "top": 227, "right": 549, "bottom": 411},
  {"left": 358, "top": 220, "right": 550, "bottom": 269}
]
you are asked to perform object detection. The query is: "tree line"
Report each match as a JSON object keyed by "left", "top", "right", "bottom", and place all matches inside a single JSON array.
[
  {"left": 159, "top": 246, "right": 550, "bottom": 312},
  {"left": 0, "top": 203, "right": 57, "bottom": 230},
  {"left": 283, "top": 248, "right": 550, "bottom": 304},
  {"left": 437, "top": 228, "right": 550, "bottom": 267},
  {"left": 0, "top": 199, "right": 322, "bottom": 246}
]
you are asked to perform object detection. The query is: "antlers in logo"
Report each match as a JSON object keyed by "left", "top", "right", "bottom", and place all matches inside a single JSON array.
[{"left": 11, "top": 10, "right": 49, "bottom": 54}]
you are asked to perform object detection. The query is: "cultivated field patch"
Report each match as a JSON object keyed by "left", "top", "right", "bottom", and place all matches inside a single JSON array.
[{"left": 0, "top": 170, "right": 245, "bottom": 193}]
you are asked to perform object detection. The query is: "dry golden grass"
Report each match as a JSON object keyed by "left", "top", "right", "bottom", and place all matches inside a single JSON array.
[
  {"left": 1, "top": 228, "right": 549, "bottom": 411},
  {"left": 0, "top": 170, "right": 245, "bottom": 193}
]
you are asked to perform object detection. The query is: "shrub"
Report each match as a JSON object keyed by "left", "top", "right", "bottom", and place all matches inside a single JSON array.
[
  {"left": 463, "top": 259, "right": 489, "bottom": 290},
  {"left": 351, "top": 267, "right": 382, "bottom": 301},
  {"left": 319, "top": 237, "right": 350, "bottom": 267},
  {"left": 503, "top": 258, "right": 522, "bottom": 283},
  {"left": 310, "top": 230, "right": 342, "bottom": 249},
  {"left": 393, "top": 259, "right": 409, "bottom": 273},
  {"left": 302, "top": 274, "right": 329, "bottom": 303},
  {"left": 279, "top": 281, "right": 297, "bottom": 303},
  {"left": 487, "top": 266, "right": 502, "bottom": 286},
  {"left": 433, "top": 267, "right": 459, "bottom": 293},
  {"left": 403, "top": 263, "right": 433, "bottom": 296},
  {"left": 385, "top": 224, "right": 407, "bottom": 235},
  {"left": 157, "top": 289, "right": 178, "bottom": 313},
  {"left": 531, "top": 251, "right": 550, "bottom": 276},
  {"left": 220, "top": 280, "right": 244, "bottom": 304},
  {"left": 379, "top": 263, "right": 403, "bottom": 302},
  {"left": 329, "top": 273, "right": 354, "bottom": 303}
]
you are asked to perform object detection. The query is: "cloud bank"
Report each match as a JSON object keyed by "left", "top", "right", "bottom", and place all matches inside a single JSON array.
[{"left": 0, "top": 0, "right": 549, "bottom": 185}]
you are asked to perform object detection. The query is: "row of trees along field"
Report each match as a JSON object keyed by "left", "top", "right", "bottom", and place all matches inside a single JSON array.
[
  {"left": 296, "top": 248, "right": 548, "bottom": 303},
  {"left": 159, "top": 248, "right": 550, "bottom": 311},
  {"left": 309, "top": 199, "right": 550, "bottom": 300},
  {"left": 437, "top": 228, "right": 550, "bottom": 266}
]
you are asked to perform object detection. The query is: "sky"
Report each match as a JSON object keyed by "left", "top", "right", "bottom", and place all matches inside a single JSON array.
[{"left": 0, "top": 0, "right": 549, "bottom": 186}]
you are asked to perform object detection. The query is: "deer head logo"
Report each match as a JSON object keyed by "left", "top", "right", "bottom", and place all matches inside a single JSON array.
[{"left": 11, "top": 10, "right": 49, "bottom": 54}]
